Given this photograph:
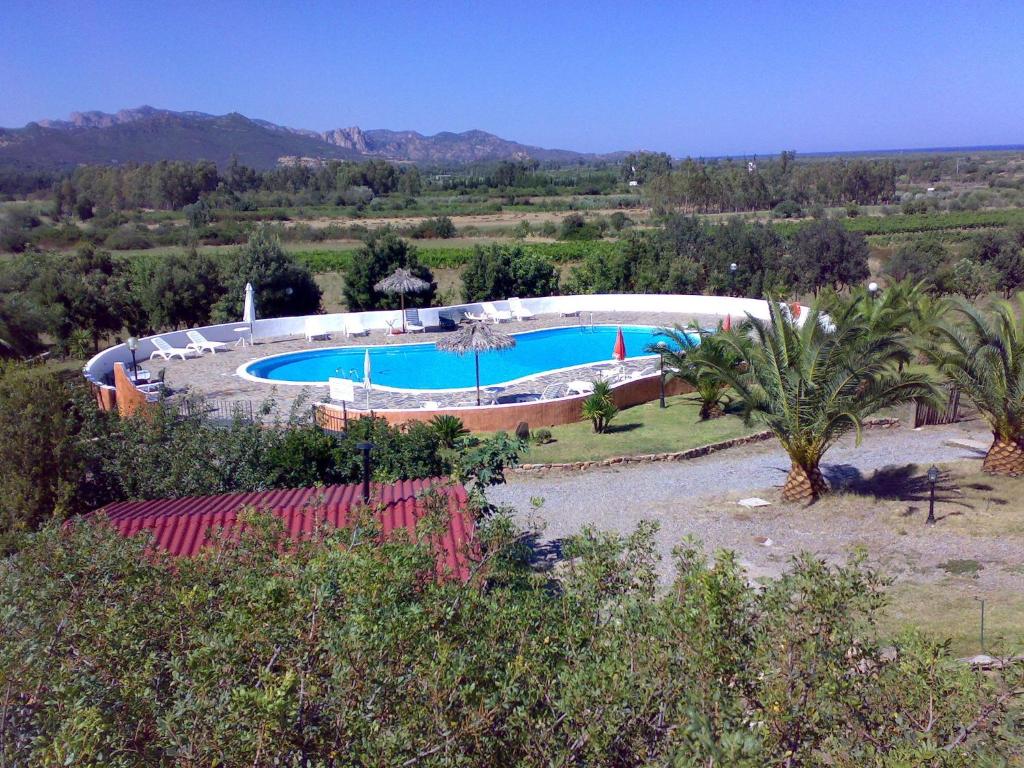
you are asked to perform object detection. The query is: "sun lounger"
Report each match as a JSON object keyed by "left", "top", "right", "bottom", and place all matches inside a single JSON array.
[
  {"left": 185, "top": 330, "right": 228, "bottom": 354},
  {"left": 559, "top": 304, "right": 580, "bottom": 317},
  {"left": 421, "top": 400, "right": 440, "bottom": 409},
  {"left": 481, "top": 302, "right": 513, "bottom": 323},
  {"left": 305, "top": 317, "right": 332, "bottom": 341},
  {"left": 541, "top": 382, "right": 565, "bottom": 400},
  {"left": 344, "top": 315, "right": 369, "bottom": 337},
  {"left": 149, "top": 336, "right": 199, "bottom": 361},
  {"left": 508, "top": 297, "right": 535, "bottom": 320},
  {"left": 565, "top": 380, "right": 596, "bottom": 395},
  {"left": 404, "top": 308, "right": 425, "bottom": 333}
]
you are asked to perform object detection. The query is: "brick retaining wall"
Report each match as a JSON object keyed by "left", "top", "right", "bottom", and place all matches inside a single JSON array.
[{"left": 315, "top": 375, "right": 694, "bottom": 433}]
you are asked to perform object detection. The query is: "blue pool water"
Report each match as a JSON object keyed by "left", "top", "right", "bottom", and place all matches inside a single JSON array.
[{"left": 243, "top": 325, "right": 691, "bottom": 390}]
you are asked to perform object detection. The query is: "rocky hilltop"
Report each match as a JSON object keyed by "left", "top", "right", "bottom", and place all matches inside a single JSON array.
[{"left": 0, "top": 106, "right": 616, "bottom": 169}]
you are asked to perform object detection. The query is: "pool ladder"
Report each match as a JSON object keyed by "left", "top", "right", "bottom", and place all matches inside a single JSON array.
[{"left": 577, "top": 312, "right": 595, "bottom": 331}]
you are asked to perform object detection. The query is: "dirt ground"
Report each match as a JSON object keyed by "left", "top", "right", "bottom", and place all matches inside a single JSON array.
[{"left": 493, "top": 426, "right": 1024, "bottom": 656}]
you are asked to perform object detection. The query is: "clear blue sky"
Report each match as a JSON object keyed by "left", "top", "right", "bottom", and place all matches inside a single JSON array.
[{"left": 2, "top": 0, "right": 1022, "bottom": 156}]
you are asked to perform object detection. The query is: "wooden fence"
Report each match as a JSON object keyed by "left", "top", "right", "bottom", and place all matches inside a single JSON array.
[{"left": 914, "top": 386, "right": 961, "bottom": 428}]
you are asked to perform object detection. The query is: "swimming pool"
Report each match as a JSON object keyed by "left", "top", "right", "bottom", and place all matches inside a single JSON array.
[{"left": 241, "top": 325, "right": 691, "bottom": 391}]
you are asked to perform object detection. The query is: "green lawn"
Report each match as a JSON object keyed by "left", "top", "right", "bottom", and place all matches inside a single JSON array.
[{"left": 521, "top": 395, "right": 757, "bottom": 464}]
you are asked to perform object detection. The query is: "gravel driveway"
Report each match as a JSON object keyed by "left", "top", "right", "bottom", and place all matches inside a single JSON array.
[{"left": 490, "top": 420, "right": 1020, "bottom": 587}]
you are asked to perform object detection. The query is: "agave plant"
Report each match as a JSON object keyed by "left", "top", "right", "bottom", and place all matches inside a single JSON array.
[
  {"left": 695, "top": 299, "right": 937, "bottom": 502},
  {"left": 929, "top": 294, "right": 1024, "bottom": 475},
  {"left": 650, "top": 324, "right": 743, "bottom": 420},
  {"left": 581, "top": 380, "right": 618, "bottom": 434}
]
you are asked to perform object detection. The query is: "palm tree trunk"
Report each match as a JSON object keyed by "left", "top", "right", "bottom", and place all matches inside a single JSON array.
[
  {"left": 982, "top": 435, "right": 1024, "bottom": 476},
  {"left": 700, "top": 402, "right": 725, "bottom": 420},
  {"left": 783, "top": 462, "right": 829, "bottom": 503}
]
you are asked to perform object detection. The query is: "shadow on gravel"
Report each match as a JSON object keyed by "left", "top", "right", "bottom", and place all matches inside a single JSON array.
[
  {"left": 824, "top": 463, "right": 975, "bottom": 512},
  {"left": 525, "top": 534, "right": 568, "bottom": 572}
]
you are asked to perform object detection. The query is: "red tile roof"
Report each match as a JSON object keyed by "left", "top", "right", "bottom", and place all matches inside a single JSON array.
[{"left": 91, "top": 479, "right": 475, "bottom": 580}]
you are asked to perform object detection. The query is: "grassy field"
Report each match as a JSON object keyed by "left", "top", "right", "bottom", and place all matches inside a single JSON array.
[
  {"left": 521, "top": 395, "right": 757, "bottom": 464},
  {"left": 802, "top": 462, "right": 1024, "bottom": 655}
]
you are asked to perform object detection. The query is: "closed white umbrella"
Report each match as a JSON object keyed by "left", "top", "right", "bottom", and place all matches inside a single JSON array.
[
  {"left": 363, "top": 348, "right": 371, "bottom": 409},
  {"left": 243, "top": 282, "right": 257, "bottom": 341}
]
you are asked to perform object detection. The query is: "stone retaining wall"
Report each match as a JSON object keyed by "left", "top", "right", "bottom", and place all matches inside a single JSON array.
[{"left": 512, "top": 417, "right": 903, "bottom": 475}]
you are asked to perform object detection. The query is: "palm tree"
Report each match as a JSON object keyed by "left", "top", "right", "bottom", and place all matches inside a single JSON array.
[
  {"left": 930, "top": 294, "right": 1024, "bottom": 475},
  {"left": 650, "top": 324, "right": 741, "bottom": 420},
  {"left": 695, "top": 300, "right": 937, "bottom": 502}
]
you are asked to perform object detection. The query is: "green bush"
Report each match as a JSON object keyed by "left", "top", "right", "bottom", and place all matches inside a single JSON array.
[
  {"left": 428, "top": 414, "right": 470, "bottom": 449},
  {"left": 581, "top": 381, "right": 618, "bottom": 433},
  {"left": 1, "top": 520, "right": 1017, "bottom": 766},
  {"left": 531, "top": 428, "right": 553, "bottom": 444}
]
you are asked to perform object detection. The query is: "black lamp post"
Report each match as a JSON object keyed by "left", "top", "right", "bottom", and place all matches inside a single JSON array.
[
  {"left": 656, "top": 341, "right": 668, "bottom": 408},
  {"left": 356, "top": 441, "right": 374, "bottom": 503},
  {"left": 127, "top": 336, "right": 139, "bottom": 381},
  {"left": 926, "top": 465, "right": 939, "bottom": 524},
  {"left": 729, "top": 262, "right": 738, "bottom": 296}
]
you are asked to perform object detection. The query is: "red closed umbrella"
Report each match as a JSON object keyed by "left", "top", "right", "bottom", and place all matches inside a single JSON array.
[
  {"left": 722, "top": 314, "right": 732, "bottom": 331},
  {"left": 612, "top": 326, "right": 626, "bottom": 361}
]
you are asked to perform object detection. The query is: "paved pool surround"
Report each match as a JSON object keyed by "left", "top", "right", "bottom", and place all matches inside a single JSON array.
[{"left": 86, "top": 294, "right": 806, "bottom": 428}]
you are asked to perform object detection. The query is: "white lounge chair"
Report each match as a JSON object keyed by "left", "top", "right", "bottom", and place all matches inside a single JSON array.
[
  {"left": 508, "top": 297, "right": 535, "bottom": 320},
  {"left": 404, "top": 308, "right": 425, "bottom": 333},
  {"left": 185, "top": 330, "right": 228, "bottom": 354},
  {"left": 305, "top": 317, "right": 331, "bottom": 341},
  {"left": 344, "top": 315, "right": 369, "bottom": 337},
  {"left": 541, "top": 382, "right": 565, "bottom": 400},
  {"left": 481, "top": 302, "right": 513, "bottom": 323},
  {"left": 462, "top": 311, "right": 487, "bottom": 322},
  {"left": 149, "top": 336, "right": 198, "bottom": 361},
  {"left": 420, "top": 400, "right": 440, "bottom": 409},
  {"left": 565, "top": 380, "right": 595, "bottom": 396},
  {"left": 559, "top": 304, "right": 580, "bottom": 317}
]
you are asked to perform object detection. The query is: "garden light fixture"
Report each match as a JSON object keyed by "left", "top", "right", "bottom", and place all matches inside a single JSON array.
[
  {"left": 127, "top": 336, "right": 139, "bottom": 380},
  {"left": 926, "top": 464, "right": 939, "bottom": 524}
]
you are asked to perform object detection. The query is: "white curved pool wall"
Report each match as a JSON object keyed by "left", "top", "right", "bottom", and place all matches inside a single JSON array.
[{"left": 83, "top": 294, "right": 805, "bottom": 398}]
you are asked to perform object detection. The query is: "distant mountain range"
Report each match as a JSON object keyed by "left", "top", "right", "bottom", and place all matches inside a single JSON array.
[{"left": 0, "top": 106, "right": 621, "bottom": 170}]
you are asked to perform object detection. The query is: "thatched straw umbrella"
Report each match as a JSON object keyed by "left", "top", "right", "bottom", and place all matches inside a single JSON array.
[
  {"left": 436, "top": 321, "right": 516, "bottom": 406},
  {"left": 374, "top": 268, "right": 430, "bottom": 332}
]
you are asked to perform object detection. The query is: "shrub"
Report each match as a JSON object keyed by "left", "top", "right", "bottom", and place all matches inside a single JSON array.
[
  {"left": 428, "top": 414, "right": 470, "bottom": 449},
  {"left": 342, "top": 230, "right": 436, "bottom": 311},
  {"left": 410, "top": 216, "right": 457, "bottom": 239},
  {"left": 0, "top": 522, "right": 1017, "bottom": 766},
  {"left": 581, "top": 381, "right": 618, "bottom": 433},
  {"left": 772, "top": 199, "right": 803, "bottom": 219},
  {"left": 531, "top": 428, "right": 553, "bottom": 444}
]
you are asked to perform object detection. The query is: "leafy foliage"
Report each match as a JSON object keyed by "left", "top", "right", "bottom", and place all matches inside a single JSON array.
[
  {"left": 212, "top": 228, "right": 322, "bottom": 320},
  {"left": 581, "top": 380, "right": 619, "bottom": 433},
  {"left": 652, "top": 325, "right": 736, "bottom": 419},
  {"left": 428, "top": 414, "right": 470, "bottom": 449},
  {"left": 342, "top": 230, "right": 436, "bottom": 311},
  {"left": 693, "top": 299, "right": 937, "bottom": 501},
  {"left": 930, "top": 294, "right": 1024, "bottom": 449},
  {"left": 460, "top": 243, "right": 559, "bottom": 302},
  {"left": 1, "top": 519, "right": 1019, "bottom": 766}
]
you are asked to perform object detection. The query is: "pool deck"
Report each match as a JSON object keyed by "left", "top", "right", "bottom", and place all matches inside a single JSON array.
[{"left": 145, "top": 311, "right": 719, "bottom": 421}]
